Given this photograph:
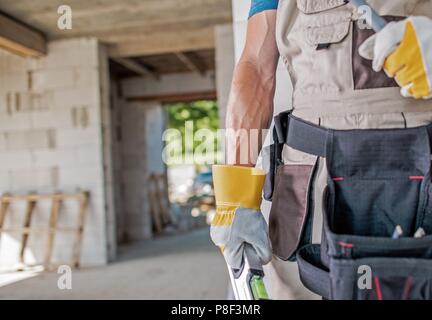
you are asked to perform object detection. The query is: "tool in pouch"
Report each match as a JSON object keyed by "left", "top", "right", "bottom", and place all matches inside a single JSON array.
[
  {"left": 350, "top": 0, "right": 387, "bottom": 31},
  {"left": 227, "top": 244, "right": 269, "bottom": 300}
]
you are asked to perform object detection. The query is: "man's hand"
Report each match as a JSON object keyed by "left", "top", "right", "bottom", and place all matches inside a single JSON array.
[
  {"left": 211, "top": 11, "right": 278, "bottom": 269},
  {"left": 210, "top": 166, "right": 272, "bottom": 269},
  {"left": 359, "top": 17, "right": 432, "bottom": 99}
]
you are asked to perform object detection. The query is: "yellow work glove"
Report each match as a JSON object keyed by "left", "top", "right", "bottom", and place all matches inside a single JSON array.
[
  {"left": 359, "top": 16, "right": 432, "bottom": 99},
  {"left": 210, "top": 165, "right": 272, "bottom": 269}
]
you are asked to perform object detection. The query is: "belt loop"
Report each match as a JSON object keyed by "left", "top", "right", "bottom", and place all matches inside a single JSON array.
[
  {"left": 274, "top": 111, "right": 291, "bottom": 144},
  {"left": 337, "top": 242, "right": 354, "bottom": 258}
]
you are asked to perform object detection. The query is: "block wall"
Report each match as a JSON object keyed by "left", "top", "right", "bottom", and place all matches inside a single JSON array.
[
  {"left": 0, "top": 38, "right": 112, "bottom": 267},
  {"left": 110, "top": 79, "right": 166, "bottom": 242}
]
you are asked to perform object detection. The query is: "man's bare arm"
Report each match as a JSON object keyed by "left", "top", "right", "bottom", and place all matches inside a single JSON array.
[{"left": 225, "top": 11, "right": 279, "bottom": 166}]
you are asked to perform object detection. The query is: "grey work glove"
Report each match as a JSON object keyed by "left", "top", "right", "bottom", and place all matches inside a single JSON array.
[{"left": 210, "top": 165, "right": 272, "bottom": 270}]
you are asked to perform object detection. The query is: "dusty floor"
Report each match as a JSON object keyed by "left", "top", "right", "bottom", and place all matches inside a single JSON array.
[{"left": 0, "top": 228, "right": 228, "bottom": 299}]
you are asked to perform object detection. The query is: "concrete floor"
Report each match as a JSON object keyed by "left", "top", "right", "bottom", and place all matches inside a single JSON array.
[{"left": 0, "top": 228, "right": 228, "bottom": 299}]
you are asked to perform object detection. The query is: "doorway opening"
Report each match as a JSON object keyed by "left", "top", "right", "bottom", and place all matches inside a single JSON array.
[{"left": 165, "top": 100, "right": 220, "bottom": 232}]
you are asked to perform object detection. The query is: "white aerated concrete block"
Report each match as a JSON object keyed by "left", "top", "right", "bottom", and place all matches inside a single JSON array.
[
  {"left": 0, "top": 113, "right": 32, "bottom": 131},
  {"left": 76, "top": 145, "right": 101, "bottom": 166},
  {"left": 5, "top": 129, "right": 56, "bottom": 151},
  {"left": 0, "top": 170, "right": 10, "bottom": 191},
  {"left": 32, "top": 67, "right": 100, "bottom": 93},
  {"left": 0, "top": 74, "right": 28, "bottom": 92},
  {"left": 49, "top": 87, "right": 100, "bottom": 109},
  {"left": 0, "top": 152, "right": 33, "bottom": 169},
  {"left": 9, "top": 167, "right": 58, "bottom": 191},
  {"left": 30, "top": 39, "right": 99, "bottom": 71},
  {"left": 56, "top": 127, "right": 101, "bottom": 147},
  {"left": 58, "top": 166, "right": 103, "bottom": 189},
  {"left": 31, "top": 148, "right": 78, "bottom": 168},
  {"left": 0, "top": 38, "right": 113, "bottom": 267},
  {"left": 0, "top": 132, "right": 6, "bottom": 150},
  {"left": 32, "top": 69, "right": 77, "bottom": 92}
]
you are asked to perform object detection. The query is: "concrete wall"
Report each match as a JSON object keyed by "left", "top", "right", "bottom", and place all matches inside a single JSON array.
[
  {"left": 99, "top": 46, "right": 117, "bottom": 261},
  {"left": 119, "top": 101, "right": 152, "bottom": 241},
  {"left": 0, "top": 38, "right": 112, "bottom": 267},
  {"left": 215, "top": 24, "right": 235, "bottom": 129},
  {"left": 111, "top": 78, "right": 166, "bottom": 242},
  {"left": 109, "top": 80, "right": 126, "bottom": 243},
  {"left": 122, "top": 72, "right": 216, "bottom": 99},
  {"left": 118, "top": 72, "right": 218, "bottom": 241}
]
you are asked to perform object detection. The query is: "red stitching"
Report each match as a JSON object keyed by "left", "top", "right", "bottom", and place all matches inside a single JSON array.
[
  {"left": 374, "top": 276, "right": 383, "bottom": 301},
  {"left": 337, "top": 241, "right": 354, "bottom": 248},
  {"left": 409, "top": 176, "right": 424, "bottom": 180},
  {"left": 332, "top": 177, "right": 345, "bottom": 181},
  {"left": 402, "top": 276, "right": 413, "bottom": 300}
]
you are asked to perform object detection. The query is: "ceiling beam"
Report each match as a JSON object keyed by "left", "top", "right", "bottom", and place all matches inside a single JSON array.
[
  {"left": 111, "top": 57, "right": 159, "bottom": 79},
  {"left": 0, "top": 12, "right": 46, "bottom": 57},
  {"left": 175, "top": 52, "right": 206, "bottom": 76},
  {"left": 126, "top": 90, "right": 217, "bottom": 103},
  {"left": 108, "top": 27, "right": 215, "bottom": 58}
]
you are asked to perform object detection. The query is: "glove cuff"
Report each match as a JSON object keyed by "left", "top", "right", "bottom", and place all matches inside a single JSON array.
[{"left": 212, "top": 164, "right": 265, "bottom": 209}]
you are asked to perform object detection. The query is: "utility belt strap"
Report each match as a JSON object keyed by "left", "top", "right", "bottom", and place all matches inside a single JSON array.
[{"left": 274, "top": 111, "right": 432, "bottom": 157}]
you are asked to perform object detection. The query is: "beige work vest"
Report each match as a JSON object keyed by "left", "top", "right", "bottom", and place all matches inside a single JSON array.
[
  {"left": 267, "top": 0, "right": 432, "bottom": 264},
  {"left": 275, "top": 0, "right": 432, "bottom": 120}
]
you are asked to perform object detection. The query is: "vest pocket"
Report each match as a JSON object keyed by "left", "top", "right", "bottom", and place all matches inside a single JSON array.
[
  {"left": 293, "top": 0, "right": 353, "bottom": 49},
  {"left": 304, "top": 19, "right": 351, "bottom": 50},
  {"left": 296, "top": 0, "right": 348, "bottom": 14},
  {"left": 352, "top": 16, "right": 404, "bottom": 90},
  {"left": 288, "top": 8, "right": 353, "bottom": 95},
  {"left": 269, "top": 162, "right": 317, "bottom": 261}
]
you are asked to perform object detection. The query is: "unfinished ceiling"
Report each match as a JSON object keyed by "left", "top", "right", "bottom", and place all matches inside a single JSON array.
[
  {"left": 0, "top": 0, "right": 232, "bottom": 55},
  {"left": 0, "top": 0, "right": 232, "bottom": 77},
  {"left": 110, "top": 49, "right": 215, "bottom": 78}
]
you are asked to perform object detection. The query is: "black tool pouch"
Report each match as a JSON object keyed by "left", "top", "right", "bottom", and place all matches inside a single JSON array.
[{"left": 286, "top": 114, "right": 432, "bottom": 300}]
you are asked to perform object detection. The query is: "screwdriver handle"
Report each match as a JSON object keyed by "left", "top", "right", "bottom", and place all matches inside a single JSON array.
[{"left": 350, "top": 0, "right": 388, "bottom": 32}]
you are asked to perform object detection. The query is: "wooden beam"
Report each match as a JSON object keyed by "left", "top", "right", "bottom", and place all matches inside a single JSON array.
[
  {"left": 111, "top": 57, "right": 159, "bottom": 79},
  {"left": 175, "top": 52, "right": 206, "bottom": 76},
  {"left": 127, "top": 90, "right": 217, "bottom": 103},
  {"left": 19, "top": 196, "right": 37, "bottom": 264},
  {"left": 108, "top": 27, "right": 215, "bottom": 57},
  {"left": 44, "top": 194, "right": 62, "bottom": 269},
  {"left": 0, "top": 12, "right": 46, "bottom": 57}
]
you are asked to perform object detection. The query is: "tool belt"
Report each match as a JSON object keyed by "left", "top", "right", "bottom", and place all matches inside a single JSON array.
[{"left": 265, "top": 111, "right": 432, "bottom": 300}]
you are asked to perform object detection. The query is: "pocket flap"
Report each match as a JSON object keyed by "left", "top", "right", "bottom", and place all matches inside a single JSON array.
[
  {"left": 305, "top": 19, "right": 351, "bottom": 47},
  {"left": 297, "top": 0, "right": 348, "bottom": 14},
  {"left": 269, "top": 164, "right": 316, "bottom": 261}
]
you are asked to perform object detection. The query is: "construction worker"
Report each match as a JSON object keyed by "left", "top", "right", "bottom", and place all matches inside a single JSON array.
[{"left": 210, "top": 0, "right": 432, "bottom": 299}]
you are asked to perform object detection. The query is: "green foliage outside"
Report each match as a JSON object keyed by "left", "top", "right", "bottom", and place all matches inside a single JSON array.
[{"left": 166, "top": 100, "right": 220, "bottom": 156}]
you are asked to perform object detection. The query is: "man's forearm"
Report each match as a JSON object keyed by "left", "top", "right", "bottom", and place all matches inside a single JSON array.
[
  {"left": 225, "top": 11, "right": 279, "bottom": 166},
  {"left": 225, "top": 59, "right": 276, "bottom": 166}
]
